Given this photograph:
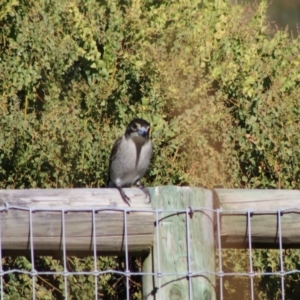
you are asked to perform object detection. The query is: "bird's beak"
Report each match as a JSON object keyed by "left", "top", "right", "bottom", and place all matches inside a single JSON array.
[{"left": 138, "top": 127, "right": 148, "bottom": 138}]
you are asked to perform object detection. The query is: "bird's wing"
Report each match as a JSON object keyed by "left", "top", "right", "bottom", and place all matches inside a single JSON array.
[{"left": 107, "top": 136, "right": 122, "bottom": 186}]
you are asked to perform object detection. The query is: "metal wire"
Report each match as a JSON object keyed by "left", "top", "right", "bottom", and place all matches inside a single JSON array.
[
  {"left": 186, "top": 207, "right": 192, "bottom": 300},
  {"left": 92, "top": 208, "right": 98, "bottom": 300},
  {"left": 278, "top": 209, "right": 285, "bottom": 300},
  {"left": 61, "top": 209, "right": 68, "bottom": 300},
  {"left": 155, "top": 208, "right": 162, "bottom": 300},
  {"left": 0, "top": 208, "right": 3, "bottom": 300},
  {"left": 0, "top": 204, "right": 294, "bottom": 299},
  {"left": 124, "top": 208, "right": 130, "bottom": 300},
  {"left": 247, "top": 210, "right": 254, "bottom": 300},
  {"left": 29, "top": 208, "right": 36, "bottom": 300},
  {"left": 216, "top": 209, "right": 224, "bottom": 300}
]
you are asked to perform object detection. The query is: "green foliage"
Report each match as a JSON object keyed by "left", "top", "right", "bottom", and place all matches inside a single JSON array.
[
  {"left": 2, "top": 0, "right": 300, "bottom": 298},
  {"left": 219, "top": 248, "right": 300, "bottom": 300},
  {"left": 3, "top": 255, "right": 141, "bottom": 299},
  {"left": 210, "top": 2, "right": 300, "bottom": 189},
  {"left": 3, "top": 0, "right": 299, "bottom": 190}
]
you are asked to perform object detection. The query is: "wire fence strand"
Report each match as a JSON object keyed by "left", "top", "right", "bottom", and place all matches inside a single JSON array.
[{"left": 0, "top": 204, "right": 297, "bottom": 299}]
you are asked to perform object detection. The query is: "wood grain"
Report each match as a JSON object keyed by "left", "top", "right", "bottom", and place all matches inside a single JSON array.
[
  {"left": 143, "top": 186, "right": 216, "bottom": 300},
  {"left": 215, "top": 189, "right": 300, "bottom": 248},
  {"left": 0, "top": 188, "right": 154, "bottom": 255}
]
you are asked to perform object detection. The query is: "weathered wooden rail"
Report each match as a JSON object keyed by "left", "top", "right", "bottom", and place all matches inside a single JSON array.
[
  {"left": 215, "top": 188, "right": 300, "bottom": 248},
  {"left": 0, "top": 188, "right": 153, "bottom": 255}
]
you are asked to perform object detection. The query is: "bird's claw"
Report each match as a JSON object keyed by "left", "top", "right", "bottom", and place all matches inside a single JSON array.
[
  {"left": 117, "top": 184, "right": 151, "bottom": 206},
  {"left": 137, "top": 183, "right": 151, "bottom": 203},
  {"left": 117, "top": 187, "right": 131, "bottom": 207}
]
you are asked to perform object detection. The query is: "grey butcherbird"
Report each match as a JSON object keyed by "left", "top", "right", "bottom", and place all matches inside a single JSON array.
[{"left": 107, "top": 118, "right": 153, "bottom": 206}]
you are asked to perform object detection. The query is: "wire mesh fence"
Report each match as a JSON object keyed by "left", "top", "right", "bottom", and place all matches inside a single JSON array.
[
  {"left": 0, "top": 189, "right": 300, "bottom": 299},
  {"left": 216, "top": 208, "right": 300, "bottom": 300}
]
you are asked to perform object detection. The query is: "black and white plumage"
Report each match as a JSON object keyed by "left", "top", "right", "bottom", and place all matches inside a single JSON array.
[{"left": 107, "top": 119, "right": 153, "bottom": 206}]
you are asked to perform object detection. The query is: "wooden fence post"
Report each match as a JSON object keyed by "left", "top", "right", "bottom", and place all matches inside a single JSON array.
[{"left": 142, "top": 186, "right": 216, "bottom": 300}]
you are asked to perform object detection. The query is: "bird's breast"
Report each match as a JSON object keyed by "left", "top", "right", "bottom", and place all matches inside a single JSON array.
[{"left": 110, "top": 137, "right": 152, "bottom": 187}]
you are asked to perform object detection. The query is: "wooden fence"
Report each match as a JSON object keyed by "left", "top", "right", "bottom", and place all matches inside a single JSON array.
[{"left": 0, "top": 186, "right": 299, "bottom": 299}]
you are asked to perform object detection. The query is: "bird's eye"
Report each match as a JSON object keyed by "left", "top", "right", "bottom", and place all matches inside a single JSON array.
[{"left": 131, "top": 123, "right": 138, "bottom": 130}]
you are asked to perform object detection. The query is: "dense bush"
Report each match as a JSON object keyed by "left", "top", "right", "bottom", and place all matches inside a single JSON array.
[{"left": 1, "top": 0, "right": 300, "bottom": 298}]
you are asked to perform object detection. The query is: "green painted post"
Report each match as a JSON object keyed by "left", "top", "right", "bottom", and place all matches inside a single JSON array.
[{"left": 143, "top": 186, "right": 216, "bottom": 300}]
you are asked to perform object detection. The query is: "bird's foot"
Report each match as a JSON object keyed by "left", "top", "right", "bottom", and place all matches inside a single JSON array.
[
  {"left": 136, "top": 182, "right": 151, "bottom": 203},
  {"left": 117, "top": 187, "right": 131, "bottom": 206}
]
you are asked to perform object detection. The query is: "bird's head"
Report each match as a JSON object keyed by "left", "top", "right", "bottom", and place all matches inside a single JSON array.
[{"left": 125, "top": 119, "right": 151, "bottom": 143}]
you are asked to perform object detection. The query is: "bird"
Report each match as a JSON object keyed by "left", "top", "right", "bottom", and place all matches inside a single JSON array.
[{"left": 107, "top": 118, "right": 153, "bottom": 206}]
